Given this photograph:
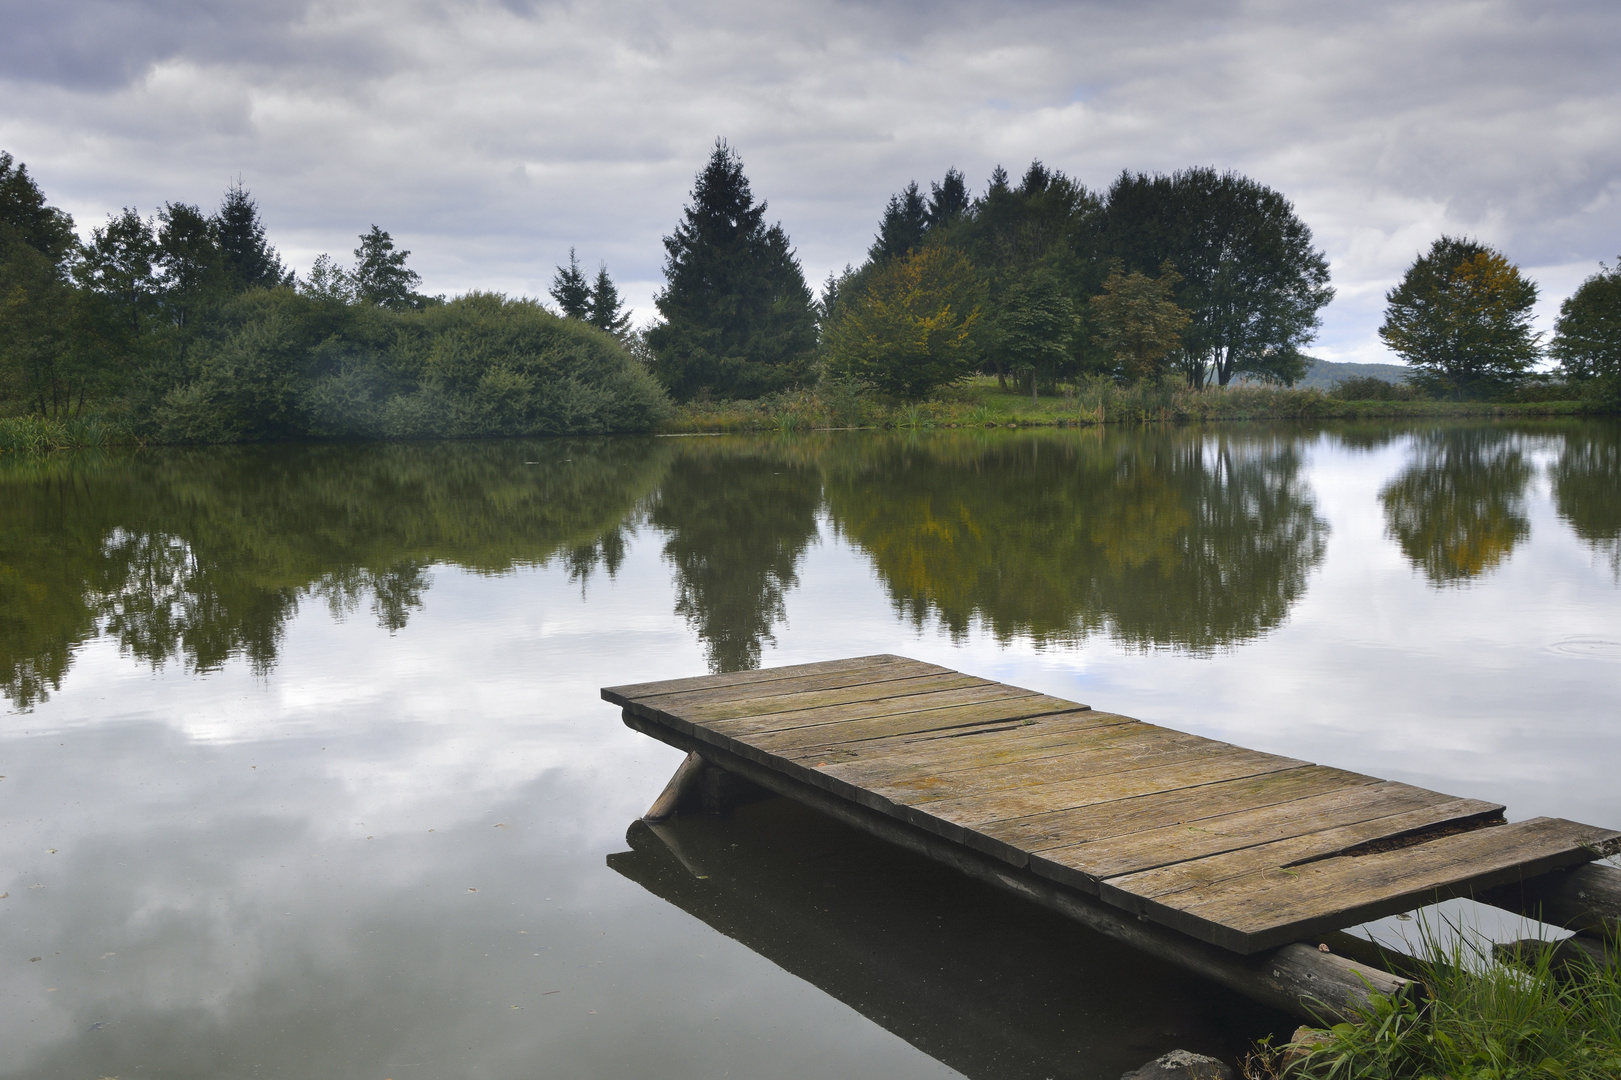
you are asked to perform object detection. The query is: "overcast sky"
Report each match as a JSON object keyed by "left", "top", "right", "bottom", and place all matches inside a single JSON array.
[{"left": 3, "top": 0, "right": 1617, "bottom": 364}]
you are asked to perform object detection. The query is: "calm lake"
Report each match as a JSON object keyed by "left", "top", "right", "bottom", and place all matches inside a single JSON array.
[{"left": 3, "top": 421, "right": 1619, "bottom": 1079}]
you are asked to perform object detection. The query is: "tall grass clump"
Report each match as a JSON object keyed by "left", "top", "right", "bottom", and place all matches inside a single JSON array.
[
  {"left": 1251, "top": 925, "right": 1621, "bottom": 1080},
  {"left": 0, "top": 415, "right": 126, "bottom": 454}
]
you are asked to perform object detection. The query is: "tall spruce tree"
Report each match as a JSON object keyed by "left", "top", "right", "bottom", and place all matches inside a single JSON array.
[
  {"left": 588, "top": 263, "right": 632, "bottom": 338},
  {"left": 646, "top": 140, "right": 818, "bottom": 400},
  {"left": 214, "top": 182, "right": 289, "bottom": 291},
  {"left": 870, "top": 181, "right": 928, "bottom": 261},
  {"left": 926, "top": 169, "right": 970, "bottom": 229},
  {"left": 550, "top": 248, "right": 591, "bottom": 319}
]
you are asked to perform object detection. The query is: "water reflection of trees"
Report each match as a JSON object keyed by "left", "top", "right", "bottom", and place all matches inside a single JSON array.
[
  {"left": 0, "top": 439, "right": 667, "bottom": 708},
  {"left": 1380, "top": 429, "right": 1533, "bottom": 585},
  {"left": 822, "top": 430, "right": 1328, "bottom": 651},
  {"left": 1550, "top": 425, "right": 1621, "bottom": 577},
  {"left": 648, "top": 442, "right": 822, "bottom": 672}
]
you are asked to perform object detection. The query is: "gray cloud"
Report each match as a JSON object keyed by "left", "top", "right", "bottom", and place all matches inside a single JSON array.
[{"left": 1, "top": 0, "right": 1616, "bottom": 361}]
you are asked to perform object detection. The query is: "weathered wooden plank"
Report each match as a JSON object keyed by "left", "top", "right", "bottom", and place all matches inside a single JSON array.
[
  {"left": 974, "top": 766, "right": 1380, "bottom": 857},
  {"left": 642, "top": 659, "right": 957, "bottom": 712},
  {"left": 604, "top": 654, "right": 917, "bottom": 700},
  {"left": 1043, "top": 782, "right": 1474, "bottom": 883},
  {"left": 855, "top": 727, "right": 1248, "bottom": 807},
  {"left": 1101, "top": 796, "right": 1506, "bottom": 903},
  {"left": 1118, "top": 817, "right": 1621, "bottom": 953},
  {"left": 811, "top": 717, "right": 1178, "bottom": 795},
  {"left": 1043, "top": 781, "right": 1497, "bottom": 888},
  {"left": 731, "top": 691, "right": 1073, "bottom": 752},
  {"left": 678, "top": 672, "right": 997, "bottom": 724},
  {"left": 776, "top": 709, "right": 1139, "bottom": 773},
  {"left": 918, "top": 747, "right": 1308, "bottom": 838}
]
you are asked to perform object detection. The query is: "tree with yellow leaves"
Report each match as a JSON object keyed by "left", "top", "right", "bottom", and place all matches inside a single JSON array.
[
  {"left": 1089, "top": 259, "right": 1190, "bottom": 381},
  {"left": 821, "top": 246, "right": 986, "bottom": 399},
  {"left": 1379, "top": 237, "right": 1539, "bottom": 398}
]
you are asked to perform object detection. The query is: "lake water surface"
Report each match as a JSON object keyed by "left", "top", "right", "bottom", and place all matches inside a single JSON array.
[{"left": 3, "top": 422, "right": 1619, "bottom": 1079}]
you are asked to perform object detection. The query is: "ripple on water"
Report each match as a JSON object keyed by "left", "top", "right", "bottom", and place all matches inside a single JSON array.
[{"left": 1549, "top": 638, "right": 1621, "bottom": 660}]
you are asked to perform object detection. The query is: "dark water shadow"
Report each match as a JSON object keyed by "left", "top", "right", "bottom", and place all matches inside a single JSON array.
[{"left": 608, "top": 797, "right": 1292, "bottom": 1080}]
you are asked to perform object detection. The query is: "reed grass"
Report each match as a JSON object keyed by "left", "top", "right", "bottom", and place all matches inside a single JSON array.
[{"left": 0, "top": 415, "right": 130, "bottom": 454}]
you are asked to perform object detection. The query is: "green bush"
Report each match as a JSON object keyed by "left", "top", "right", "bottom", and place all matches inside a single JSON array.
[
  {"left": 1331, "top": 375, "right": 1420, "bottom": 401},
  {"left": 143, "top": 290, "right": 669, "bottom": 443}
]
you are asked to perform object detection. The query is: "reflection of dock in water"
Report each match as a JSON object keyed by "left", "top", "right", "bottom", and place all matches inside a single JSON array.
[
  {"left": 608, "top": 799, "right": 1289, "bottom": 1080},
  {"left": 605, "top": 655, "right": 1621, "bottom": 1021}
]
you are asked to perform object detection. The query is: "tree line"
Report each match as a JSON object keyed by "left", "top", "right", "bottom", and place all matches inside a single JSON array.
[
  {"left": 644, "top": 141, "right": 1618, "bottom": 404},
  {"left": 4, "top": 142, "right": 1619, "bottom": 441},
  {"left": 0, "top": 152, "right": 665, "bottom": 439}
]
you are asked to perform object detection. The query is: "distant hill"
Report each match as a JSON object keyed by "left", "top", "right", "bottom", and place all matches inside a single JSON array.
[{"left": 1296, "top": 359, "right": 1410, "bottom": 389}]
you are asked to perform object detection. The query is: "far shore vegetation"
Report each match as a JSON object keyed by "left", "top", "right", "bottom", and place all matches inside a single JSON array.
[{"left": 3, "top": 144, "right": 1620, "bottom": 454}]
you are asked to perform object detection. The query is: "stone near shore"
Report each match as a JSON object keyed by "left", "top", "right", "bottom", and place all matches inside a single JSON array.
[{"left": 1119, "top": 1048, "right": 1235, "bottom": 1080}]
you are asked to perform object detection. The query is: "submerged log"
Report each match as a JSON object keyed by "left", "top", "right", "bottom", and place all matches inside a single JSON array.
[{"left": 622, "top": 708, "right": 1408, "bottom": 1023}]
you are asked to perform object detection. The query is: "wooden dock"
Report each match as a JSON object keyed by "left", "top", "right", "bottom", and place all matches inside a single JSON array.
[{"left": 604, "top": 655, "right": 1621, "bottom": 1017}]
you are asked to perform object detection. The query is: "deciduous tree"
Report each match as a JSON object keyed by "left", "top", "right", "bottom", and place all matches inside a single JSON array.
[
  {"left": 1550, "top": 259, "right": 1621, "bottom": 385},
  {"left": 822, "top": 246, "right": 985, "bottom": 399},
  {"left": 1379, "top": 236, "right": 1539, "bottom": 398},
  {"left": 1103, "top": 169, "right": 1332, "bottom": 388},
  {"left": 1090, "top": 260, "right": 1190, "bottom": 381}
]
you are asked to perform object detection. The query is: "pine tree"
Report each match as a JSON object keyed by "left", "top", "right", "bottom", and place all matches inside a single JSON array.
[
  {"left": 214, "top": 182, "right": 289, "bottom": 291},
  {"left": 646, "top": 140, "right": 818, "bottom": 400},
  {"left": 550, "top": 248, "right": 591, "bottom": 319},
  {"left": 352, "top": 226, "right": 421, "bottom": 310},
  {"left": 926, "top": 169, "right": 969, "bottom": 229},
  {"left": 588, "top": 263, "right": 632, "bottom": 338},
  {"left": 870, "top": 181, "right": 929, "bottom": 261}
]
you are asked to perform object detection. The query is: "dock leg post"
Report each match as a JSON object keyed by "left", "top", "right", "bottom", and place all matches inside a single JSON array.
[{"left": 643, "top": 750, "right": 707, "bottom": 822}]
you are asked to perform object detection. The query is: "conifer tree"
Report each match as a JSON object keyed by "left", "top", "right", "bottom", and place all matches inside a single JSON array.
[
  {"left": 352, "top": 226, "right": 421, "bottom": 310},
  {"left": 588, "top": 263, "right": 632, "bottom": 338},
  {"left": 646, "top": 140, "right": 817, "bottom": 400},
  {"left": 214, "top": 182, "right": 289, "bottom": 291},
  {"left": 869, "top": 181, "right": 928, "bottom": 261},
  {"left": 550, "top": 248, "right": 591, "bottom": 319},
  {"left": 926, "top": 169, "right": 970, "bottom": 229}
]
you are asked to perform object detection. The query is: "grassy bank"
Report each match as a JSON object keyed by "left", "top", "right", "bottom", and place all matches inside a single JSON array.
[
  {"left": 1246, "top": 933, "right": 1620, "bottom": 1080},
  {"left": 661, "top": 377, "right": 1602, "bottom": 433}
]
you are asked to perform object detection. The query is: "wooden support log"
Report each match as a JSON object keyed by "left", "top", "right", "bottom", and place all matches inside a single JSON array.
[
  {"left": 1476, "top": 861, "right": 1621, "bottom": 937},
  {"left": 643, "top": 749, "right": 707, "bottom": 822},
  {"left": 621, "top": 708, "right": 1407, "bottom": 1023}
]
